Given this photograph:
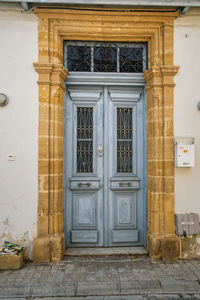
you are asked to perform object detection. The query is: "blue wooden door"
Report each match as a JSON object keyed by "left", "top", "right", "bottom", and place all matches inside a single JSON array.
[{"left": 64, "top": 83, "right": 146, "bottom": 247}]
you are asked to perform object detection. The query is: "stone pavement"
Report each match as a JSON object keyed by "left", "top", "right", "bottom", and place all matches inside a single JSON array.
[{"left": 0, "top": 256, "right": 200, "bottom": 299}]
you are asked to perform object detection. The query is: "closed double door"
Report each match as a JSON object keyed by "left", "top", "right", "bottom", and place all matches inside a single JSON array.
[{"left": 65, "top": 83, "right": 146, "bottom": 247}]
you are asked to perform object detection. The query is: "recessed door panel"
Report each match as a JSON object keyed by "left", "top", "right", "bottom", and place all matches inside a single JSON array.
[
  {"left": 71, "top": 230, "right": 99, "bottom": 243},
  {"left": 64, "top": 82, "right": 145, "bottom": 247},
  {"left": 73, "top": 192, "right": 97, "bottom": 229},
  {"left": 112, "top": 230, "right": 139, "bottom": 243},
  {"left": 114, "top": 192, "right": 137, "bottom": 228}
]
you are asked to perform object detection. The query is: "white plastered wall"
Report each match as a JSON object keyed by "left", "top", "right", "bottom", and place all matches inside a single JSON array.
[
  {"left": 0, "top": 3, "right": 38, "bottom": 259},
  {"left": 174, "top": 8, "right": 200, "bottom": 214}
]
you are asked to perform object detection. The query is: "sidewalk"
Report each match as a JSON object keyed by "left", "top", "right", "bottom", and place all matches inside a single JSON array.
[{"left": 0, "top": 256, "right": 200, "bottom": 299}]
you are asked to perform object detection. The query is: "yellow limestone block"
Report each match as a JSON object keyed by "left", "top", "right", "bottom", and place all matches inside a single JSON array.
[{"left": 0, "top": 251, "right": 23, "bottom": 270}]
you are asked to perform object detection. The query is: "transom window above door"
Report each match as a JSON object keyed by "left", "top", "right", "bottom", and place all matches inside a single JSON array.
[{"left": 63, "top": 41, "right": 147, "bottom": 73}]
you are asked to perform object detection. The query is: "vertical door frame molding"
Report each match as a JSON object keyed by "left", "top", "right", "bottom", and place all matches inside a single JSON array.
[{"left": 33, "top": 7, "right": 179, "bottom": 262}]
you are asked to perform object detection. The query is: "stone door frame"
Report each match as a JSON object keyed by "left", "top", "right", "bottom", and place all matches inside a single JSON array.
[{"left": 33, "top": 7, "right": 179, "bottom": 262}]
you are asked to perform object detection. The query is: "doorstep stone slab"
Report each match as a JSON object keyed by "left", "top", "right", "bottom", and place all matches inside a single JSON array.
[
  {"left": 0, "top": 252, "right": 23, "bottom": 270},
  {"left": 65, "top": 247, "right": 148, "bottom": 257}
]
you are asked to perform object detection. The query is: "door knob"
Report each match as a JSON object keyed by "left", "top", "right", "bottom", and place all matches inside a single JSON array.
[{"left": 97, "top": 146, "right": 104, "bottom": 157}]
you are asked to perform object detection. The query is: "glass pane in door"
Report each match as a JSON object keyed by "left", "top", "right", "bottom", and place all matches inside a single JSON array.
[
  {"left": 77, "top": 107, "right": 93, "bottom": 173},
  {"left": 117, "top": 107, "right": 133, "bottom": 173}
]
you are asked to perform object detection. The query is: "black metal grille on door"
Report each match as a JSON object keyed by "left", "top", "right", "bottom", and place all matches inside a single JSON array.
[
  {"left": 64, "top": 41, "right": 147, "bottom": 73},
  {"left": 117, "top": 108, "right": 133, "bottom": 173},
  {"left": 77, "top": 107, "right": 93, "bottom": 173}
]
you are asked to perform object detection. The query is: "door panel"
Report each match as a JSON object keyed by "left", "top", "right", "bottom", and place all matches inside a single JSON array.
[
  {"left": 72, "top": 192, "right": 97, "bottom": 229},
  {"left": 112, "top": 230, "right": 139, "bottom": 243},
  {"left": 65, "top": 84, "right": 145, "bottom": 247},
  {"left": 65, "top": 86, "right": 104, "bottom": 247},
  {"left": 71, "top": 191, "right": 98, "bottom": 243},
  {"left": 71, "top": 230, "right": 99, "bottom": 243},
  {"left": 114, "top": 192, "right": 137, "bottom": 228},
  {"left": 108, "top": 87, "right": 144, "bottom": 246}
]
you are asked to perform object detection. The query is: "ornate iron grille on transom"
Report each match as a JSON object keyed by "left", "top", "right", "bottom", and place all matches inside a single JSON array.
[{"left": 63, "top": 41, "right": 147, "bottom": 73}]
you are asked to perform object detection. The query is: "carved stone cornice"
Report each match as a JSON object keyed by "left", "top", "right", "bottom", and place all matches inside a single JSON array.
[
  {"left": 34, "top": 62, "right": 68, "bottom": 90},
  {"left": 161, "top": 65, "right": 180, "bottom": 76},
  {"left": 161, "top": 65, "right": 180, "bottom": 87},
  {"left": 33, "top": 62, "right": 54, "bottom": 85},
  {"left": 144, "top": 66, "right": 162, "bottom": 90},
  {"left": 33, "top": 62, "right": 54, "bottom": 74},
  {"left": 144, "top": 66, "right": 161, "bottom": 80},
  {"left": 144, "top": 65, "right": 180, "bottom": 89},
  {"left": 51, "top": 64, "right": 68, "bottom": 91}
]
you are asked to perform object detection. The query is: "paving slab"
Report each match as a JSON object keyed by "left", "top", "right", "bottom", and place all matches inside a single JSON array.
[
  {"left": 1, "top": 297, "right": 200, "bottom": 300},
  {"left": 0, "top": 257, "right": 200, "bottom": 299},
  {"left": 0, "top": 297, "right": 145, "bottom": 300},
  {"left": 77, "top": 281, "right": 119, "bottom": 296},
  {"left": 160, "top": 278, "right": 200, "bottom": 294},
  {"left": 147, "top": 295, "right": 181, "bottom": 300},
  {"left": 31, "top": 282, "right": 75, "bottom": 297},
  {"left": 0, "top": 283, "right": 31, "bottom": 298},
  {"left": 122, "top": 280, "right": 162, "bottom": 293}
]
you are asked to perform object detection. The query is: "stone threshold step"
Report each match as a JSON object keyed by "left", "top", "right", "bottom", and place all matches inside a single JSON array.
[{"left": 65, "top": 247, "right": 148, "bottom": 257}]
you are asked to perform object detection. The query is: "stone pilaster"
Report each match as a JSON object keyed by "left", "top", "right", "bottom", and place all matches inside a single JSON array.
[
  {"left": 144, "top": 65, "right": 179, "bottom": 261},
  {"left": 33, "top": 62, "right": 68, "bottom": 262}
]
